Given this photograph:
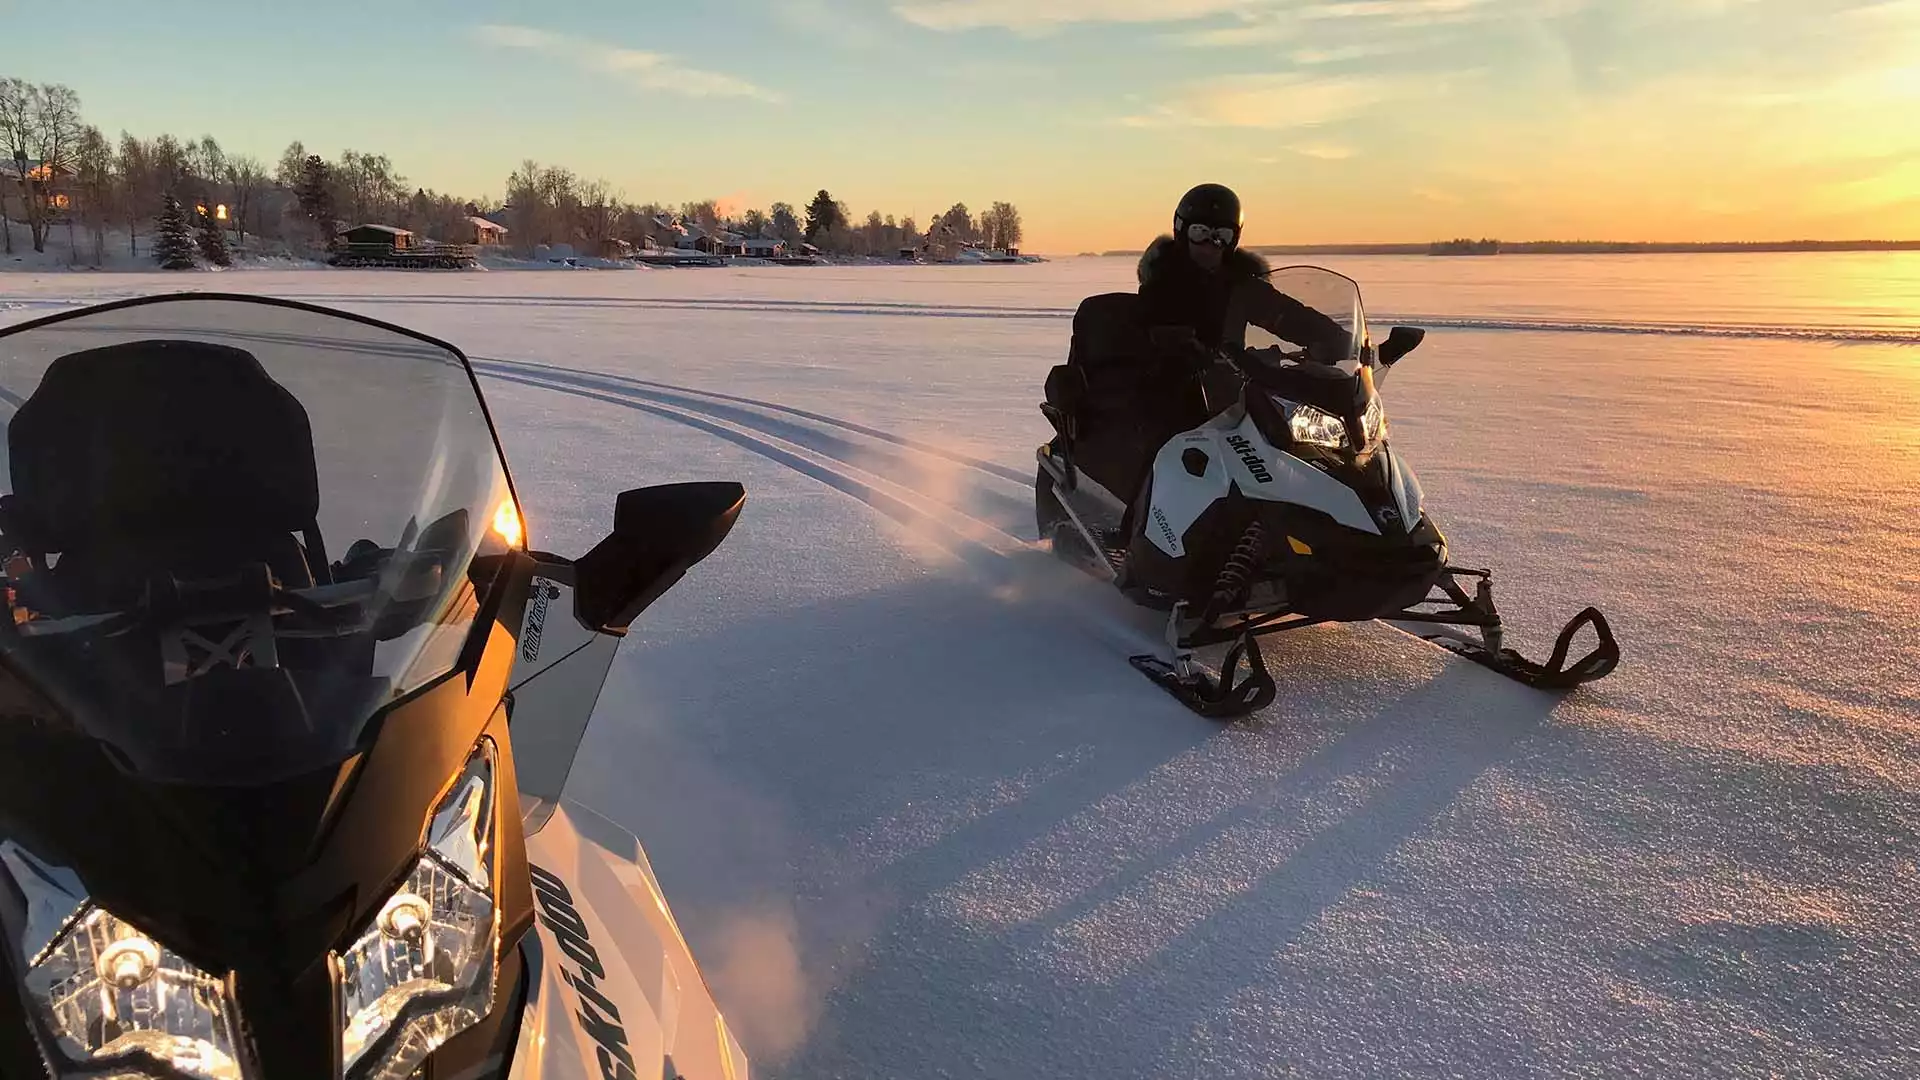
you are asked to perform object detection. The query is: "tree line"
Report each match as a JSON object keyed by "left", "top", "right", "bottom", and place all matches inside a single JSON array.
[
  {"left": 1, "top": 76, "right": 1024, "bottom": 264},
  {"left": 500, "top": 168, "right": 1021, "bottom": 257}
]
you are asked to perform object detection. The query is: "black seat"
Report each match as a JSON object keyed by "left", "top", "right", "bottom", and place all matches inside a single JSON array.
[
  {"left": 4, "top": 339, "right": 325, "bottom": 613},
  {"left": 1044, "top": 292, "right": 1190, "bottom": 501}
]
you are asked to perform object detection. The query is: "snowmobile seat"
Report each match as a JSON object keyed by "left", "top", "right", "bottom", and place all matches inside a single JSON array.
[
  {"left": 3, "top": 338, "right": 324, "bottom": 613},
  {"left": 1046, "top": 292, "right": 1177, "bottom": 500}
]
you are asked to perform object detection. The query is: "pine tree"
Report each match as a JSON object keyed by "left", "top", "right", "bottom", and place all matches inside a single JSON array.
[
  {"left": 196, "top": 205, "right": 232, "bottom": 267},
  {"left": 804, "top": 189, "right": 843, "bottom": 244},
  {"left": 297, "top": 155, "right": 334, "bottom": 226},
  {"left": 153, "top": 193, "right": 197, "bottom": 270},
  {"left": 288, "top": 154, "right": 337, "bottom": 252}
]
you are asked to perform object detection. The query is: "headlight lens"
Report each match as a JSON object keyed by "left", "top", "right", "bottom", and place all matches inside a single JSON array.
[
  {"left": 1, "top": 839, "right": 249, "bottom": 1080},
  {"left": 25, "top": 906, "right": 249, "bottom": 1080},
  {"left": 1285, "top": 400, "right": 1350, "bottom": 450},
  {"left": 1360, "top": 394, "right": 1387, "bottom": 449},
  {"left": 0, "top": 740, "right": 500, "bottom": 1080},
  {"left": 337, "top": 738, "right": 500, "bottom": 1080}
]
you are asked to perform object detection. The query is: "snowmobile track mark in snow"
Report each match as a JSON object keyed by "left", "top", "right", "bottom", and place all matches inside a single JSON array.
[
  {"left": 477, "top": 357, "right": 1031, "bottom": 485},
  {"left": 289, "top": 293, "right": 1078, "bottom": 322},
  {"left": 477, "top": 368, "right": 1027, "bottom": 565}
]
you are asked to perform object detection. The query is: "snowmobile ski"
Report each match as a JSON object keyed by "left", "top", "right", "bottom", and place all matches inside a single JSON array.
[
  {"left": 1127, "top": 602, "right": 1277, "bottom": 719},
  {"left": 1402, "top": 605, "right": 1619, "bottom": 690}
]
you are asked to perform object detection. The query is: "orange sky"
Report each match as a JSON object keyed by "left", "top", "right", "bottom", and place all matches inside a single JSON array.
[{"left": 18, "top": 0, "right": 1920, "bottom": 252}]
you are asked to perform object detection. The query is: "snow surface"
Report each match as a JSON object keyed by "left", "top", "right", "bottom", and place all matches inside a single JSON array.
[{"left": 4, "top": 256, "right": 1919, "bottom": 1078}]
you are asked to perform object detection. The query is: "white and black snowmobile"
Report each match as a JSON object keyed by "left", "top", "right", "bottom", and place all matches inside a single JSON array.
[
  {"left": 0, "top": 295, "right": 753, "bottom": 1079},
  {"left": 1036, "top": 265, "right": 1619, "bottom": 718}
]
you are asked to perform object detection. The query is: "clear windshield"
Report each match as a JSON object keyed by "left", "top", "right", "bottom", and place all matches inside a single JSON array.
[
  {"left": 1245, "top": 264, "right": 1368, "bottom": 365},
  {"left": 0, "top": 296, "right": 520, "bottom": 782}
]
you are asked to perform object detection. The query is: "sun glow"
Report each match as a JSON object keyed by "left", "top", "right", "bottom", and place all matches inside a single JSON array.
[{"left": 491, "top": 499, "right": 524, "bottom": 549}]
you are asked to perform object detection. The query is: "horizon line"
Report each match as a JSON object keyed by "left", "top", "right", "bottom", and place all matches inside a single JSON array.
[{"left": 1083, "top": 239, "right": 1920, "bottom": 255}]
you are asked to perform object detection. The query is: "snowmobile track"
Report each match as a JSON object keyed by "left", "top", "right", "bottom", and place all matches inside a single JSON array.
[
  {"left": 475, "top": 357, "right": 1031, "bottom": 485},
  {"left": 475, "top": 367, "right": 1033, "bottom": 562}
]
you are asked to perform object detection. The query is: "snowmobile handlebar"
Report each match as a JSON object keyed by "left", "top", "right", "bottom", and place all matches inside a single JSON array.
[
  {"left": 1147, "top": 327, "right": 1327, "bottom": 371},
  {"left": 4, "top": 538, "right": 474, "bottom": 644}
]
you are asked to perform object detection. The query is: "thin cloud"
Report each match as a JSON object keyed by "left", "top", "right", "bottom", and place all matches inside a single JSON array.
[
  {"left": 773, "top": 0, "right": 891, "bottom": 49},
  {"left": 1291, "top": 42, "right": 1423, "bottom": 64},
  {"left": 1289, "top": 140, "right": 1357, "bottom": 159},
  {"left": 1171, "top": 0, "right": 1524, "bottom": 48},
  {"left": 471, "top": 23, "right": 784, "bottom": 103},
  {"left": 902, "top": 0, "right": 1516, "bottom": 34},
  {"left": 892, "top": 0, "right": 1264, "bottom": 32},
  {"left": 1171, "top": 18, "right": 1297, "bottom": 47},
  {"left": 1121, "top": 71, "right": 1435, "bottom": 129},
  {"left": 1296, "top": 0, "right": 1493, "bottom": 19}
]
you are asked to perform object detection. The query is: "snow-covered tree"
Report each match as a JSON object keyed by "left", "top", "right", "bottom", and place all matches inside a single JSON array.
[
  {"left": 153, "top": 192, "right": 196, "bottom": 269},
  {"left": 196, "top": 202, "right": 230, "bottom": 266}
]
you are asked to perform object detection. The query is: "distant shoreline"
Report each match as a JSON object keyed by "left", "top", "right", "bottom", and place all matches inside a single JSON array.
[{"left": 1093, "top": 240, "right": 1920, "bottom": 257}]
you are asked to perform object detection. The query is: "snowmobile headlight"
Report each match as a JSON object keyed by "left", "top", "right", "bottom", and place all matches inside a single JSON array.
[
  {"left": 23, "top": 907, "right": 250, "bottom": 1080},
  {"left": 1285, "top": 401, "right": 1350, "bottom": 450},
  {"left": 336, "top": 738, "right": 500, "bottom": 1080},
  {"left": 1360, "top": 395, "right": 1387, "bottom": 449},
  {"left": 0, "top": 841, "right": 249, "bottom": 1080}
]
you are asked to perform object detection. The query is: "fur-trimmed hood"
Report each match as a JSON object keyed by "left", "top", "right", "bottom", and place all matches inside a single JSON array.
[{"left": 1137, "top": 233, "right": 1271, "bottom": 286}]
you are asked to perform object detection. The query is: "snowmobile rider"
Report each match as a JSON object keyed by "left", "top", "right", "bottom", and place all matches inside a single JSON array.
[{"left": 1137, "top": 183, "right": 1353, "bottom": 361}]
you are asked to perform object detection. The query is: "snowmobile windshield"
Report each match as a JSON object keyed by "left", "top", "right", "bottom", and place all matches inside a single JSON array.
[
  {"left": 0, "top": 295, "right": 520, "bottom": 784},
  {"left": 1245, "top": 265, "right": 1367, "bottom": 366}
]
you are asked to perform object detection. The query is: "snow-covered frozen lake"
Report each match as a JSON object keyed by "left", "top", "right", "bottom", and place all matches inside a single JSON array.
[{"left": 5, "top": 254, "right": 1920, "bottom": 1078}]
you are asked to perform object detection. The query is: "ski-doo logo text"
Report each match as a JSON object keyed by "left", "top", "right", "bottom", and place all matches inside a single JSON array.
[
  {"left": 521, "top": 579, "right": 561, "bottom": 663},
  {"left": 530, "top": 863, "right": 638, "bottom": 1080},
  {"left": 1152, "top": 507, "right": 1180, "bottom": 551},
  {"left": 1225, "top": 434, "right": 1273, "bottom": 483}
]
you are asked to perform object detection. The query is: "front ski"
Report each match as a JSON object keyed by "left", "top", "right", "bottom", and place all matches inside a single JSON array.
[
  {"left": 1387, "top": 569, "right": 1620, "bottom": 691},
  {"left": 1129, "top": 603, "right": 1277, "bottom": 719},
  {"left": 1410, "top": 606, "right": 1618, "bottom": 690}
]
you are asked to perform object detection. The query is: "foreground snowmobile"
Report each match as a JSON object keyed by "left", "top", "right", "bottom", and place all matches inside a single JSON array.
[
  {"left": 1036, "top": 265, "right": 1619, "bottom": 718},
  {"left": 0, "top": 295, "right": 752, "bottom": 1079}
]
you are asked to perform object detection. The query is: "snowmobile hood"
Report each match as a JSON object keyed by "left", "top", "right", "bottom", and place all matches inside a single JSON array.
[
  {"left": 0, "top": 294, "right": 541, "bottom": 1080},
  {"left": 513, "top": 802, "right": 752, "bottom": 1080}
]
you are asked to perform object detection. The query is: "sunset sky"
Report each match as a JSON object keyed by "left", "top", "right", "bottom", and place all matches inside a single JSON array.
[{"left": 13, "top": 0, "right": 1919, "bottom": 252}]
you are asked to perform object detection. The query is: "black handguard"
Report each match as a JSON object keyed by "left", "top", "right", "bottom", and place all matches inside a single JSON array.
[{"left": 1304, "top": 332, "right": 1352, "bottom": 364}]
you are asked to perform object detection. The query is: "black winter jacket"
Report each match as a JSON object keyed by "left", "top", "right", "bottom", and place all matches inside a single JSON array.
[{"left": 1136, "top": 235, "right": 1350, "bottom": 356}]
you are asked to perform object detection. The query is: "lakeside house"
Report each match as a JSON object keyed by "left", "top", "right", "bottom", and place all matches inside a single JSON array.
[
  {"left": 1, "top": 158, "right": 77, "bottom": 219},
  {"left": 657, "top": 214, "right": 791, "bottom": 256},
  {"left": 465, "top": 215, "right": 509, "bottom": 246},
  {"left": 331, "top": 223, "right": 477, "bottom": 268},
  {"left": 339, "top": 223, "right": 416, "bottom": 251}
]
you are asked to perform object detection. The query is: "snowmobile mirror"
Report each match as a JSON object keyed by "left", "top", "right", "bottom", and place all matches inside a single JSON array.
[
  {"left": 571, "top": 481, "right": 746, "bottom": 634},
  {"left": 1378, "top": 326, "right": 1425, "bottom": 367}
]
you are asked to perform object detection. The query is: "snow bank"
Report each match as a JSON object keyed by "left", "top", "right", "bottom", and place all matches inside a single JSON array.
[{"left": 0, "top": 225, "right": 328, "bottom": 273}]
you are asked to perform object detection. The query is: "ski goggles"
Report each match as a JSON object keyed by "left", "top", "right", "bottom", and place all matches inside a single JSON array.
[{"left": 1185, "top": 223, "right": 1238, "bottom": 246}]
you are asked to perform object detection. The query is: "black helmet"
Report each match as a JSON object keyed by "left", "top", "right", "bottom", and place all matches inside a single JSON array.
[{"left": 1174, "top": 183, "right": 1243, "bottom": 248}]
